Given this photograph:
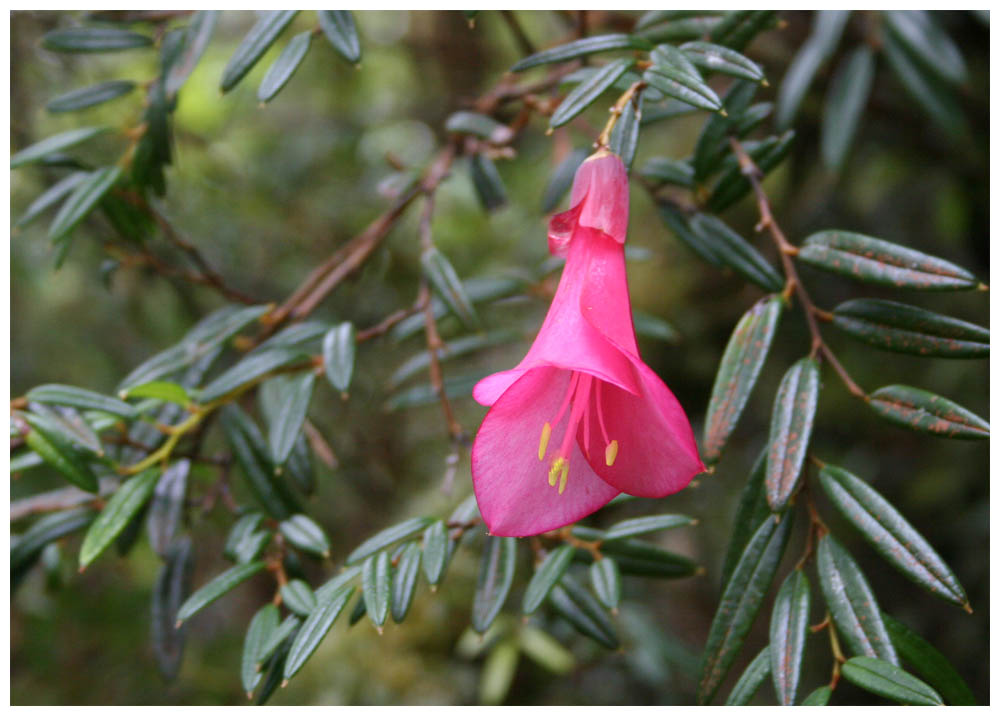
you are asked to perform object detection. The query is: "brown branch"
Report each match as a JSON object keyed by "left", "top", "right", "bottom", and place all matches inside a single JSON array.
[
  {"left": 728, "top": 137, "right": 868, "bottom": 401},
  {"left": 10, "top": 479, "right": 119, "bottom": 521}
]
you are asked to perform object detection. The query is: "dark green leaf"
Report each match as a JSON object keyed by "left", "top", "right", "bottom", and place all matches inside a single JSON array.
[
  {"left": 765, "top": 357, "right": 821, "bottom": 512},
  {"left": 882, "top": 611, "right": 976, "bottom": 705},
  {"left": 166, "top": 11, "right": 219, "bottom": 97},
  {"left": 868, "top": 384, "right": 988, "bottom": 440},
  {"left": 120, "top": 380, "right": 190, "bottom": 406},
  {"left": 650, "top": 43, "right": 701, "bottom": 81},
  {"left": 802, "top": 686, "right": 832, "bottom": 705},
  {"left": 322, "top": 322, "right": 355, "bottom": 393},
  {"left": 391, "top": 276, "right": 525, "bottom": 341},
  {"left": 11, "top": 507, "right": 96, "bottom": 573},
  {"left": 709, "top": 10, "right": 778, "bottom": 51},
  {"left": 259, "top": 373, "right": 315, "bottom": 467},
  {"left": 549, "top": 574, "right": 618, "bottom": 649},
  {"left": 279, "top": 514, "right": 330, "bottom": 558},
  {"left": 200, "top": 347, "right": 307, "bottom": 403},
  {"left": 632, "top": 311, "right": 681, "bottom": 344},
  {"left": 634, "top": 15, "right": 723, "bottom": 44},
  {"left": 821, "top": 46, "right": 875, "bottom": 169},
  {"left": 692, "top": 81, "right": 757, "bottom": 181},
  {"left": 391, "top": 542, "right": 422, "bottom": 622},
  {"left": 720, "top": 450, "right": 770, "bottom": 587},
  {"left": 472, "top": 536, "right": 517, "bottom": 633},
  {"left": 317, "top": 10, "right": 360, "bottom": 65},
  {"left": 572, "top": 528, "right": 699, "bottom": 579},
  {"left": 146, "top": 459, "right": 190, "bottom": 558},
  {"left": 541, "top": 148, "right": 588, "bottom": 212},
  {"left": 882, "top": 31, "right": 965, "bottom": 138},
  {"left": 589, "top": 558, "right": 622, "bottom": 611},
  {"left": 707, "top": 130, "right": 795, "bottom": 212},
  {"left": 242, "top": 604, "right": 280, "bottom": 696},
  {"left": 841, "top": 656, "right": 942, "bottom": 705},
  {"left": 725, "top": 646, "right": 771, "bottom": 705},
  {"left": 79, "top": 469, "right": 159, "bottom": 569},
  {"left": 21, "top": 414, "right": 98, "bottom": 492},
  {"left": 283, "top": 585, "right": 353, "bottom": 681},
  {"left": 704, "top": 296, "right": 783, "bottom": 464},
  {"left": 816, "top": 534, "right": 897, "bottom": 664},
  {"left": 151, "top": 537, "right": 193, "bottom": 682},
  {"left": 522, "top": 544, "right": 574, "bottom": 615},
  {"left": 280, "top": 579, "right": 318, "bottom": 617},
  {"left": 257, "top": 31, "right": 312, "bottom": 103},
  {"left": 42, "top": 27, "right": 152, "bottom": 53},
  {"left": 255, "top": 625, "right": 295, "bottom": 704},
  {"left": 389, "top": 330, "right": 519, "bottom": 389},
  {"left": 510, "top": 34, "right": 646, "bottom": 72},
  {"left": 221, "top": 11, "right": 299, "bottom": 92},
  {"left": 176, "top": 561, "right": 266, "bottom": 625},
  {"left": 28, "top": 383, "right": 136, "bottom": 419},
  {"left": 47, "top": 80, "right": 135, "bottom": 113},
  {"left": 444, "top": 111, "right": 514, "bottom": 144},
  {"left": 15, "top": 172, "right": 88, "bottom": 228},
  {"left": 224, "top": 512, "right": 265, "bottom": 562},
  {"left": 26, "top": 402, "right": 101, "bottom": 455},
  {"left": 285, "top": 435, "right": 316, "bottom": 496},
  {"left": 469, "top": 154, "right": 507, "bottom": 211},
  {"left": 550, "top": 58, "right": 632, "bottom": 129},
  {"left": 362, "top": 552, "right": 391, "bottom": 631},
  {"left": 831, "top": 298, "right": 989, "bottom": 358},
  {"left": 681, "top": 41, "right": 765, "bottom": 82},
  {"left": 258, "top": 614, "right": 301, "bottom": 666},
  {"left": 421, "top": 246, "right": 480, "bottom": 329},
  {"left": 10, "top": 450, "right": 44, "bottom": 473},
  {"left": 769, "top": 570, "right": 811, "bottom": 705},
  {"left": 608, "top": 92, "right": 642, "bottom": 170},
  {"left": 883, "top": 11, "right": 967, "bottom": 86},
  {"left": 221, "top": 406, "right": 298, "bottom": 519},
  {"left": 11, "top": 127, "right": 107, "bottom": 169},
  {"left": 698, "top": 512, "right": 793, "bottom": 704},
  {"left": 48, "top": 166, "right": 122, "bottom": 243},
  {"left": 775, "top": 10, "right": 850, "bottom": 129},
  {"left": 639, "top": 157, "right": 694, "bottom": 188},
  {"left": 643, "top": 65, "right": 722, "bottom": 112},
  {"left": 421, "top": 520, "right": 449, "bottom": 587},
  {"left": 690, "top": 214, "right": 784, "bottom": 291},
  {"left": 346, "top": 516, "right": 433, "bottom": 565},
  {"left": 603, "top": 514, "right": 695, "bottom": 541}
]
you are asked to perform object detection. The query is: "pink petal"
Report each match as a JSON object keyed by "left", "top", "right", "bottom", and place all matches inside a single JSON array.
[
  {"left": 569, "top": 152, "right": 629, "bottom": 245},
  {"left": 472, "top": 366, "right": 620, "bottom": 537}
]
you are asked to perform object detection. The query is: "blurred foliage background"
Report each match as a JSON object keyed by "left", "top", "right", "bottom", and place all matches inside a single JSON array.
[{"left": 10, "top": 10, "right": 989, "bottom": 705}]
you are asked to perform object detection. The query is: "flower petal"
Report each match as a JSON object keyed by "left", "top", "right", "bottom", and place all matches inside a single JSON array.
[
  {"left": 572, "top": 152, "right": 629, "bottom": 245},
  {"left": 472, "top": 366, "right": 620, "bottom": 537}
]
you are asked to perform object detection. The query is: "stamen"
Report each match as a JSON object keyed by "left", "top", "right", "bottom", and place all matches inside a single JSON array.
[
  {"left": 558, "top": 462, "right": 569, "bottom": 494},
  {"left": 549, "top": 457, "right": 566, "bottom": 487},
  {"left": 538, "top": 422, "right": 552, "bottom": 461},
  {"left": 605, "top": 440, "right": 619, "bottom": 467},
  {"left": 595, "top": 380, "right": 611, "bottom": 445}
]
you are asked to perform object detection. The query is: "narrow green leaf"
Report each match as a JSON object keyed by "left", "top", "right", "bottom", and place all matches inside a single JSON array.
[
  {"left": 390, "top": 542, "right": 422, "bottom": 622},
  {"left": 816, "top": 534, "right": 898, "bottom": 664},
  {"left": 797, "top": 230, "right": 978, "bottom": 291},
  {"left": 572, "top": 528, "right": 699, "bottom": 579},
  {"left": 422, "top": 246, "right": 480, "bottom": 329},
  {"left": 589, "top": 558, "right": 622, "bottom": 611},
  {"left": 469, "top": 154, "right": 507, "bottom": 211},
  {"left": 258, "top": 614, "right": 301, "bottom": 666},
  {"left": 200, "top": 347, "right": 306, "bottom": 403},
  {"left": 868, "top": 384, "right": 989, "bottom": 440},
  {"left": 821, "top": 46, "right": 875, "bottom": 169},
  {"left": 643, "top": 65, "right": 722, "bottom": 112},
  {"left": 15, "top": 172, "right": 88, "bottom": 228},
  {"left": 777, "top": 11, "right": 850, "bottom": 128},
  {"left": 389, "top": 330, "right": 518, "bottom": 389},
  {"left": 769, "top": 570, "right": 811, "bottom": 705},
  {"left": 690, "top": 214, "right": 784, "bottom": 291},
  {"left": 444, "top": 111, "right": 514, "bottom": 144},
  {"left": 221, "top": 11, "right": 298, "bottom": 92},
  {"left": 681, "top": 41, "right": 765, "bottom": 82},
  {"left": 48, "top": 166, "right": 122, "bottom": 243},
  {"left": 322, "top": 322, "right": 355, "bottom": 393},
  {"left": 166, "top": 11, "right": 219, "bottom": 97},
  {"left": 283, "top": 586, "right": 353, "bottom": 681},
  {"left": 47, "top": 80, "right": 135, "bottom": 113},
  {"left": 692, "top": 81, "right": 758, "bottom": 181},
  {"left": 698, "top": 512, "right": 793, "bottom": 704},
  {"left": 704, "top": 296, "right": 783, "bottom": 464},
  {"left": 549, "top": 574, "right": 619, "bottom": 649},
  {"left": 146, "top": 459, "right": 190, "bottom": 558},
  {"left": 472, "top": 536, "right": 517, "bottom": 633},
  {"left": 720, "top": 450, "right": 770, "bottom": 587},
  {"left": 802, "top": 685, "right": 832, "bottom": 705},
  {"left": 725, "top": 646, "right": 771, "bottom": 705},
  {"left": 883, "top": 11, "right": 967, "bottom": 86},
  {"left": 650, "top": 43, "right": 701, "bottom": 82},
  {"left": 260, "top": 373, "right": 315, "bottom": 467},
  {"left": 510, "top": 34, "right": 646, "bottom": 72},
  {"left": 176, "top": 561, "right": 266, "bottom": 624},
  {"left": 347, "top": 516, "right": 433, "bottom": 565},
  {"left": 11, "top": 507, "right": 96, "bottom": 573},
  {"left": 120, "top": 380, "right": 190, "bottom": 406},
  {"left": 421, "top": 520, "right": 450, "bottom": 587},
  {"left": 522, "top": 544, "right": 574, "bottom": 615},
  {"left": 10, "top": 450, "right": 44, "bottom": 473},
  {"left": 221, "top": 406, "right": 298, "bottom": 520},
  {"left": 279, "top": 514, "right": 330, "bottom": 558},
  {"left": 11, "top": 127, "right": 107, "bottom": 169},
  {"left": 765, "top": 357, "right": 821, "bottom": 512},
  {"left": 242, "top": 604, "right": 280, "bottom": 696},
  {"left": 707, "top": 131, "right": 795, "bottom": 212},
  {"left": 257, "top": 31, "right": 312, "bottom": 103},
  {"left": 480, "top": 639, "right": 519, "bottom": 705},
  {"left": 391, "top": 276, "right": 525, "bottom": 341},
  {"left": 634, "top": 15, "right": 723, "bottom": 44},
  {"left": 819, "top": 465, "right": 968, "bottom": 606},
  {"left": 362, "top": 552, "right": 391, "bottom": 630},
  {"left": 550, "top": 58, "right": 632, "bottom": 129},
  {"left": 28, "top": 383, "right": 136, "bottom": 419},
  {"left": 841, "top": 656, "right": 943, "bottom": 705},
  {"left": 882, "top": 611, "right": 976, "bottom": 705},
  {"left": 21, "top": 413, "right": 100, "bottom": 491},
  {"left": 632, "top": 311, "right": 681, "bottom": 344},
  {"left": 831, "top": 298, "right": 988, "bottom": 359},
  {"left": 280, "top": 579, "right": 318, "bottom": 616},
  {"left": 151, "top": 537, "right": 193, "bottom": 682},
  {"left": 317, "top": 10, "right": 360, "bottom": 65},
  {"left": 79, "top": 469, "right": 159, "bottom": 568},
  {"left": 603, "top": 514, "right": 695, "bottom": 541},
  {"left": 224, "top": 512, "right": 265, "bottom": 562},
  {"left": 608, "top": 92, "right": 642, "bottom": 170},
  {"left": 541, "top": 148, "right": 588, "bottom": 213},
  {"left": 638, "top": 157, "right": 694, "bottom": 188},
  {"left": 636, "top": 10, "right": 726, "bottom": 31},
  {"left": 42, "top": 26, "right": 152, "bottom": 53}
]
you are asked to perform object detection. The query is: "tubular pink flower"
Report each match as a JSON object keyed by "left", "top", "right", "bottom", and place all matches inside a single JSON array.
[{"left": 471, "top": 151, "right": 704, "bottom": 537}]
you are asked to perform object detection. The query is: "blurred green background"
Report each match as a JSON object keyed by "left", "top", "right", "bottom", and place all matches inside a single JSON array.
[{"left": 11, "top": 10, "right": 989, "bottom": 705}]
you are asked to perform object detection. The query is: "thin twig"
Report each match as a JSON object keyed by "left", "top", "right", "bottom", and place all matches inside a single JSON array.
[{"left": 500, "top": 10, "right": 536, "bottom": 56}]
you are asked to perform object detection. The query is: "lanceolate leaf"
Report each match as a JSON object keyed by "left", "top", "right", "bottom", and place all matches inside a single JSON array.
[
  {"left": 281, "top": 579, "right": 317, "bottom": 616},
  {"left": 868, "top": 384, "right": 988, "bottom": 439},
  {"left": 79, "top": 469, "right": 159, "bottom": 569},
  {"left": 48, "top": 166, "right": 122, "bottom": 243},
  {"left": 322, "top": 322, "right": 355, "bottom": 393},
  {"left": 221, "top": 406, "right": 298, "bottom": 520},
  {"left": 765, "top": 357, "right": 820, "bottom": 512},
  {"left": 882, "top": 611, "right": 976, "bottom": 705},
  {"left": 472, "top": 536, "right": 517, "bottom": 633},
  {"left": 221, "top": 11, "right": 299, "bottom": 92},
  {"left": 42, "top": 27, "right": 152, "bottom": 53},
  {"left": 720, "top": 450, "right": 770, "bottom": 587},
  {"left": 710, "top": 10, "right": 777, "bottom": 51},
  {"left": 602, "top": 514, "right": 695, "bottom": 541},
  {"left": 15, "top": 172, "right": 88, "bottom": 228},
  {"left": 643, "top": 65, "right": 723, "bottom": 112},
  {"left": 707, "top": 131, "right": 795, "bottom": 212},
  {"left": 258, "top": 614, "right": 301, "bottom": 666},
  {"left": 166, "top": 11, "right": 219, "bottom": 96},
  {"left": 680, "top": 42, "right": 765, "bottom": 83},
  {"left": 776, "top": 11, "right": 850, "bottom": 129},
  {"left": 21, "top": 414, "right": 98, "bottom": 492},
  {"left": 692, "top": 81, "right": 757, "bottom": 183},
  {"left": 550, "top": 574, "right": 619, "bottom": 649},
  {"left": 510, "top": 34, "right": 646, "bottom": 72},
  {"left": 469, "top": 154, "right": 507, "bottom": 211},
  {"left": 279, "top": 514, "right": 330, "bottom": 558},
  {"left": 444, "top": 111, "right": 514, "bottom": 144},
  {"left": 47, "top": 80, "right": 135, "bottom": 113},
  {"left": 147, "top": 459, "right": 190, "bottom": 558},
  {"left": 11, "top": 507, "right": 96, "bottom": 573},
  {"left": 801, "top": 686, "right": 833, "bottom": 705},
  {"left": 522, "top": 544, "right": 574, "bottom": 615},
  {"left": 362, "top": 552, "right": 391, "bottom": 630},
  {"left": 650, "top": 43, "right": 701, "bottom": 81},
  {"left": 260, "top": 372, "right": 315, "bottom": 467},
  {"left": 634, "top": 14, "right": 723, "bottom": 44},
  {"left": 589, "top": 558, "right": 622, "bottom": 610},
  {"left": 550, "top": 58, "right": 632, "bottom": 129},
  {"left": 704, "top": 296, "right": 783, "bottom": 464},
  {"left": 883, "top": 11, "right": 967, "bottom": 87},
  {"left": 258, "top": 31, "right": 312, "bottom": 103},
  {"left": 200, "top": 347, "right": 306, "bottom": 403},
  {"left": 841, "top": 656, "right": 943, "bottom": 705},
  {"left": 346, "top": 516, "right": 433, "bottom": 565},
  {"left": 639, "top": 157, "right": 694, "bottom": 188},
  {"left": 769, "top": 570, "right": 811, "bottom": 705},
  {"left": 11, "top": 127, "right": 108, "bottom": 169},
  {"left": 725, "top": 646, "right": 771, "bottom": 705},
  {"left": 572, "top": 527, "right": 698, "bottom": 579},
  {"left": 816, "top": 534, "right": 898, "bottom": 664},
  {"left": 28, "top": 383, "right": 136, "bottom": 419},
  {"left": 422, "top": 246, "right": 480, "bottom": 329},
  {"left": 689, "top": 214, "right": 784, "bottom": 292},
  {"left": 282, "top": 586, "right": 354, "bottom": 681},
  {"left": 608, "top": 92, "right": 642, "bottom": 170},
  {"left": 421, "top": 520, "right": 449, "bottom": 587},
  {"left": 797, "top": 231, "right": 978, "bottom": 291},
  {"left": 821, "top": 46, "right": 875, "bottom": 169},
  {"left": 390, "top": 542, "right": 422, "bottom": 622},
  {"left": 176, "top": 561, "right": 266, "bottom": 624},
  {"left": 151, "top": 537, "right": 193, "bottom": 682},
  {"left": 242, "top": 604, "right": 280, "bottom": 696},
  {"left": 698, "top": 513, "right": 793, "bottom": 704},
  {"left": 317, "top": 10, "right": 361, "bottom": 65}
]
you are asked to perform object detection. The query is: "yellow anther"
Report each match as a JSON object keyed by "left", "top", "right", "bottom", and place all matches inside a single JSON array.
[
  {"left": 538, "top": 422, "right": 552, "bottom": 461},
  {"left": 548, "top": 457, "right": 566, "bottom": 487},
  {"left": 558, "top": 462, "right": 569, "bottom": 494},
  {"left": 605, "top": 439, "right": 619, "bottom": 467}
]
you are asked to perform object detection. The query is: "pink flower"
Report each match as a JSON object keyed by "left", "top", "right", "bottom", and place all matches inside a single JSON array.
[{"left": 470, "top": 150, "right": 704, "bottom": 537}]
